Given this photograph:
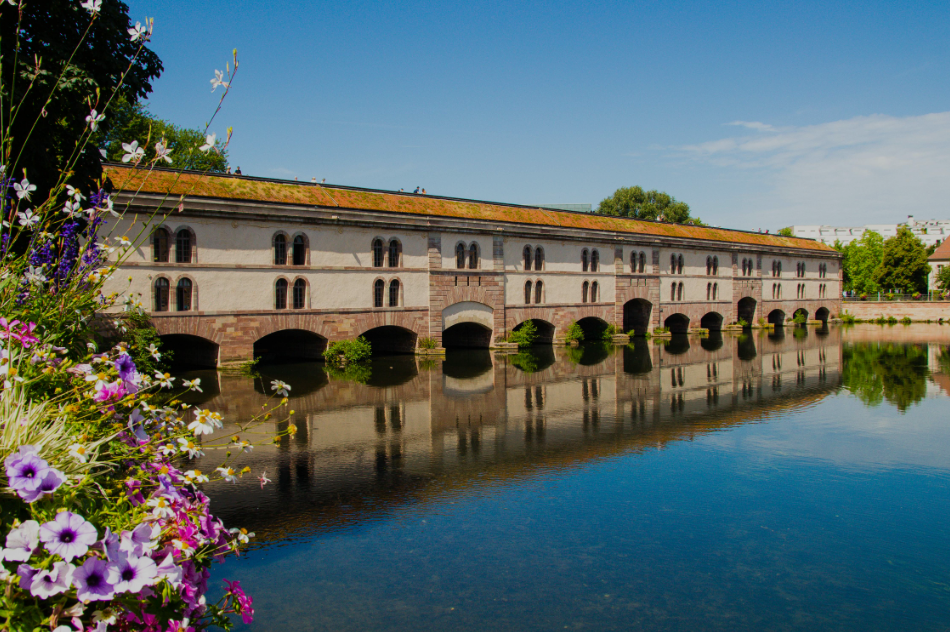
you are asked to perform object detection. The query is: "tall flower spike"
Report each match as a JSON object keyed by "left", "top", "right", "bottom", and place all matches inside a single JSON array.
[{"left": 199, "top": 133, "right": 216, "bottom": 152}]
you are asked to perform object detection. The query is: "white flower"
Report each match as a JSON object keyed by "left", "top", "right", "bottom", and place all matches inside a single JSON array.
[
  {"left": 80, "top": 0, "right": 101, "bottom": 14},
  {"left": 23, "top": 265, "right": 47, "bottom": 285},
  {"left": 153, "top": 371, "right": 174, "bottom": 389},
  {"left": 230, "top": 439, "right": 253, "bottom": 453},
  {"left": 229, "top": 527, "right": 254, "bottom": 544},
  {"left": 96, "top": 195, "right": 117, "bottom": 217},
  {"left": 128, "top": 21, "right": 148, "bottom": 41},
  {"left": 216, "top": 466, "right": 237, "bottom": 483},
  {"left": 270, "top": 379, "right": 291, "bottom": 397},
  {"left": 17, "top": 209, "right": 40, "bottom": 227},
  {"left": 188, "top": 409, "right": 222, "bottom": 436},
  {"left": 182, "top": 378, "right": 202, "bottom": 392},
  {"left": 62, "top": 199, "right": 81, "bottom": 218},
  {"left": 66, "top": 185, "right": 85, "bottom": 201},
  {"left": 117, "top": 235, "right": 131, "bottom": 248},
  {"left": 68, "top": 443, "right": 88, "bottom": 463},
  {"left": 153, "top": 141, "right": 173, "bottom": 164},
  {"left": 85, "top": 109, "right": 105, "bottom": 131},
  {"left": 157, "top": 443, "right": 176, "bottom": 457},
  {"left": 199, "top": 133, "right": 216, "bottom": 152},
  {"left": 146, "top": 496, "right": 175, "bottom": 519},
  {"left": 177, "top": 438, "right": 204, "bottom": 459},
  {"left": 210, "top": 69, "right": 229, "bottom": 92},
  {"left": 147, "top": 343, "right": 161, "bottom": 361},
  {"left": 13, "top": 178, "right": 36, "bottom": 200},
  {"left": 121, "top": 140, "right": 144, "bottom": 164},
  {"left": 184, "top": 469, "right": 209, "bottom": 484},
  {"left": 258, "top": 469, "right": 272, "bottom": 489}
]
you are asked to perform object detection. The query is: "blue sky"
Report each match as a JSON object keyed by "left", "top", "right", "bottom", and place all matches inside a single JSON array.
[{"left": 127, "top": 0, "right": 950, "bottom": 230}]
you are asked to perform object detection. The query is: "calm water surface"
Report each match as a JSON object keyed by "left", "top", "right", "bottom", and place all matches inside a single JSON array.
[{"left": 180, "top": 325, "right": 950, "bottom": 631}]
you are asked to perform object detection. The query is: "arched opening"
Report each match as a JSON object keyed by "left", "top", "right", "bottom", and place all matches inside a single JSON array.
[
  {"left": 663, "top": 313, "right": 690, "bottom": 334},
  {"left": 793, "top": 308, "right": 809, "bottom": 323},
  {"left": 274, "top": 234, "right": 287, "bottom": 265},
  {"left": 292, "top": 235, "right": 307, "bottom": 266},
  {"left": 623, "top": 299, "right": 653, "bottom": 336},
  {"left": 275, "top": 278, "right": 288, "bottom": 310},
  {"left": 153, "top": 278, "right": 169, "bottom": 312},
  {"left": 534, "top": 246, "right": 544, "bottom": 271},
  {"left": 388, "top": 239, "right": 401, "bottom": 267},
  {"left": 361, "top": 326, "right": 418, "bottom": 355},
  {"left": 253, "top": 329, "right": 327, "bottom": 365},
  {"left": 292, "top": 279, "right": 307, "bottom": 309},
  {"left": 524, "top": 280, "right": 532, "bottom": 304},
  {"left": 153, "top": 228, "right": 170, "bottom": 263},
  {"left": 513, "top": 319, "right": 555, "bottom": 344},
  {"left": 455, "top": 243, "right": 465, "bottom": 269},
  {"left": 815, "top": 307, "right": 830, "bottom": 323},
  {"left": 523, "top": 245, "right": 532, "bottom": 270},
  {"left": 767, "top": 309, "right": 786, "bottom": 327},
  {"left": 577, "top": 316, "right": 609, "bottom": 339},
  {"left": 590, "top": 249, "right": 600, "bottom": 272},
  {"left": 373, "top": 279, "right": 384, "bottom": 308},
  {"left": 372, "top": 238, "right": 384, "bottom": 267},
  {"left": 700, "top": 312, "right": 723, "bottom": 332},
  {"left": 468, "top": 243, "right": 479, "bottom": 269},
  {"left": 701, "top": 332, "right": 723, "bottom": 351},
  {"left": 534, "top": 280, "right": 543, "bottom": 304},
  {"left": 160, "top": 334, "right": 219, "bottom": 370},
  {"left": 388, "top": 279, "right": 400, "bottom": 307},
  {"left": 623, "top": 337, "right": 653, "bottom": 374},
  {"left": 176, "top": 279, "right": 193, "bottom": 312},
  {"left": 737, "top": 297, "right": 757, "bottom": 326},
  {"left": 175, "top": 229, "right": 193, "bottom": 263},
  {"left": 443, "top": 322, "right": 492, "bottom": 349}
]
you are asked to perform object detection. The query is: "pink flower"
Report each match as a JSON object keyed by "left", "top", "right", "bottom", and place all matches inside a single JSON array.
[{"left": 93, "top": 380, "right": 126, "bottom": 403}]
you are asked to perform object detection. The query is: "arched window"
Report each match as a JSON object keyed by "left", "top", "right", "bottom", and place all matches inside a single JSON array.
[
  {"left": 175, "top": 229, "right": 192, "bottom": 264},
  {"left": 293, "top": 279, "right": 306, "bottom": 309},
  {"left": 630, "top": 251, "right": 637, "bottom": 273},
  {"left": 534, "top": 246, "right": 543, "bottom": 271},
  {"left": 670, "top": 254, "right": 677, "bottom": 274},
  {"left": 275, "top": 279, "right": 288, "bottom": 309},
  {"left": 713, "top": 282, "right": 718, "bottom": 300},
  {"left": 713, "top": 256, "right": 719, "bottom": 275},
  {"left": 707, "top": 282, "right": 712, "bottom": 300},
  {"left": 388, "top": 239, "right": 401, "bottom": 267},
  {"left": 176, "top": 278, "right": 192, "bottom": 311},
  {"left": 535, "top": 280, "right": 543, "bottom": 304},
  {"left": 590, "top": 281, "right": 599, "bottom": 302},
  {"left": 591, "top": 249, "right": 599, "bottom": 272},
  {"left": 677, "top": 282, "right": 684, "bottom": 301},
  {"left": 372, "top": 239, "right": 384, "bottom": 267},
  {"left": 582, "top": 281, "right": 589, "bottom": 303},
  {"left": 274, "top": 234, "right": 287, "bottom": 265},
  {"left": 456, "top": 243, "right": 465, "bottom": 269},
  {"left": 639, "top": 251, "right": 646, "bottom": 273},
  {"left": 388, "top": 279, "right": 400, "bottom": 307},
  {"left": 706, "top": 256, "right": 712, "bottom": 276},
  {"left": 373, "top": 279, "right": 384, "bottom": 308},
  {"left": 468, "top": 243, "right": 479, "bottom": 269},
  {"left": 677, "top": 254, "right": 684, "bottom": 275},
  {"left": 777, "top": 261, "right": 782, "bottom": 276},
  {"left": 292, "top": 235, "right": 306, "bottom": 266},
  {"left": 671, "top": 282, "right": 677, "bottom": 302},
  {"left": 524, "top": 245, "right": 533, "bottom": 270},
  {"left": 582, "top": 249, "right": 590, "bottom": 272},
  {"left": 154, "top": 278, "right": 169, "bottom": 312},
  {"left": 153, "top": 228, "right": 170, "bottom": 263},
  {"left": 525, "top": 280, "right": 533, "bottom": 304}
]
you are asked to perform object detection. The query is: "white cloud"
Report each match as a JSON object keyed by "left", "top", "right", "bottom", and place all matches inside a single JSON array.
[{"left": 678, "top": 112, "right": 950, "bottom": 227}]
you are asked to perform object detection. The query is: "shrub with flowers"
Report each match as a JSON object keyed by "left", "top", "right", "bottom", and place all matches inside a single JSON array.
[{"left": 0, "top": 2, "right": 286, "bottom": 629}]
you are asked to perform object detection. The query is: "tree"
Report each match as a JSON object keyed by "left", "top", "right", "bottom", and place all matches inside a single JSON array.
[
  {"left": 98, "top": 96, "right": 228, "bottom": 172},
  {"left": 777, "top": 227, "right": 794, "bottom": 237},
  {"left": 875, "top": 225, "right": 930, "bottom": 294},
  {"left": 841, "top": 231, "right": 884, "bottom": 295},
  {"left": 596, "top": 186, "right": 702, "bottom": 225},
  {"left": 936, "top": 265, "right": 950, "bottom": 291},
  {"left": 0, "top": 0, "right": 163, "bottom": 194}
]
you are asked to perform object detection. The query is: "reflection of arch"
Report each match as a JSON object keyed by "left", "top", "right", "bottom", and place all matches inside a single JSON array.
[
  {"left": 443, "top": 323, "right": 492, "bottom": 349},
  {"left": 664, "top": 313, "right": 690, "bottom": 334},
  {"left": 253, "top": 329, "right": 327, "bottom": 365},
  {"left": 737, "top": 297, "right": 757, "bottom": 325},
  {"left": 701, "top": 332, "right": 723, "bottom": 351},
  {"left": 767, "top": 309, "right": 786, "bottom": 327},
  {"left": 664, "top": 335, "right": 690, "bottom": 355},
  {"left": 700, "top": 312, "right": 723, "bottom": 331},
  {"left": 361, "top": 325, "right": 417, "bottom": 355},
  {"left": 160, "top": 334, "right": 219, "bottom": 369},
  {"left": 577, "top": 316, "right": 609, "bottom": 339},
  {"left": 514, "top": 319, "right": 555, "bottom": 344},
  {"left": 815, "top": 306, "right": 830, "bottom": 323},
  {"left": 737, "top": 334, "right": 757, "bottom": 361},
  {"left": 623, "top": 338, "right": 653, "bottom": 374},
  {"left": 442, "top": 350, "right": 493, "bottom": 379},
  {"left": 623, "top": 299, "right": 653, "bottom": 335}
]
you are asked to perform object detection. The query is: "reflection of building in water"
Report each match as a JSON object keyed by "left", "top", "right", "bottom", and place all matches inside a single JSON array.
[{"left": 190, "top": 329, "right": 843, "bottom": 543}]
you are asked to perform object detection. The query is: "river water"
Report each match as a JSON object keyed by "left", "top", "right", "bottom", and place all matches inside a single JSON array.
[{"left": 178, "top": 324, "right": 950, "bottom": 631}]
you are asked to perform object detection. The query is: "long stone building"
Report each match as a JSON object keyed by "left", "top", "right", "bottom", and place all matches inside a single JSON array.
[{"left": 103, "top": 165, "right": 842, "bottom": 367}]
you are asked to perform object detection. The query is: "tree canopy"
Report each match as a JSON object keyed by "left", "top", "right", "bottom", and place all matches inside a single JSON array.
[
  {"left": 837, "top": 231, "right": 884, "bottom": 295},
  {"left": 935, "top": 265, "right": 950, "bottom": 292},
  {"left": 777, "top": 227, "right": 794, "bottom": 237},
  {"left": 596, "top": 186, "right": 702, "bottom": 225},
  {"left": 0, "top": 0, "right": 163, "bottom": 193},
  {"left": 875, "top": 225, "right": 930, "bottom": 294}
]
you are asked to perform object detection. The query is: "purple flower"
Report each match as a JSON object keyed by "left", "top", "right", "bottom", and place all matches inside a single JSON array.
[
  {"left": 16, "top": 564, "right": 38, "bottom": 590},
  {"left": 115, "top": 353, "right": 140, "bottom": 392},
  {"left": 3, "top": 520, "right": 39, "bottom": 562},
  {"left": 28, "top": 561, "right": 73, "bottom": 598},
  {"left": 73, "top": 557, "right": 115, "bottom": 601},
  {"left": 109, "top": 552, "right": 157, "bottom": 593},
  {"left": 18, "top": 467, "right": 66, "bottom": 503},
  {"left": 39, "top": 511, "right": 98, "bottom": 561},
  {"left": 154, "top": 553, "right": 183, "bottom": 587},
  {"left": 5, "top": 445, "right": 50, "bottom": 493}
]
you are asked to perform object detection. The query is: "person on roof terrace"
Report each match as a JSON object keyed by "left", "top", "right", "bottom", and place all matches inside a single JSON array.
[{"left": 414, "top": 187, "right": 420, "bottom": 193}]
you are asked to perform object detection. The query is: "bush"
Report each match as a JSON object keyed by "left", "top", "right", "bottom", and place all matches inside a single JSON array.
[
  {"left": 509, "top": 320, "right": 539, "bottom": 347},
  {"left": 901, "top": 316, "right": 913, "bottom": 325},
  {"left": 860, "top": 293, "right": 868, "bottom": 300},
  {"left": 841, "top": 313, "right": 856, "bottom": 324},
  {"left": 602, "top": 323, "right": 619, "bottom": 340},
  {"left": 510, "top": 351, "right": 539, "bottom": 373},
  {"left": 323, "top": 337, "right": 372, "bottom": 366},
  {"left": 564, "top": 320, "right": 584, "bottom": 344},
  {"left": 653, "top": 326, "right": 670, "bottom": 334},
  {"left": 912, "top": 292, "right": 922, "bottom": 300},
  {"left": 886, "top": 293, "right": 896, "bottom": 301},
  {"left": 737, "top": 318, "right": 749, "bottom": 328},
  {"left": 887, "top": 316, "right": 898, "bottom": 324},
  {"left": 418, "top": 336, "right": 437, "bottom": 349},
  {"left": 792, "top": 312, "right": 807, "bottom": 325}
]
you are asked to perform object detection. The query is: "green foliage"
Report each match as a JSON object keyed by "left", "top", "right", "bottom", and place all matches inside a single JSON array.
[
  {"left": 840, "top": 230, "right": 885, "bottom": 294},
  {"left": 117, "top": 309, "right": 169, "bottom": 374},
  {"left": 602, "top": 323, "right": 620, "bottom": 340},
  {"left": 887, "top": 316, "right": 898, "bottom": 324},
  {"left": 595, "top": 186, "right": 702, "bottom": 225},
  {"left": 99, "top": 96, "right": 229, "bottom": 172},
  {"left": 564, "top": 345, "right": 585, "bottom": 365},
  {"left": 418, "top": 336, "right": 437, "bottom": 349},
  {"left": 792, "top": 312, "right": 807, "bottom": 325},
  {"left": 841, "top": 313, "right": 857, "bottom": 324},
  {"left": 901, "top": 316, "right": 913, "bottom": 325},
  {"left": 935, "top": 265, "right": 950, "bottom": 291},
  {"left": 564, "top": 320, "right": 584, "bottom": 344},
  {"left": 777, "top": 227, "right": 794, "bottom": 237},
  {"left": 418, "top": 358, "right": 437, "bottom": 371},
  {"left": 737, "top": 318, "right": 750, "bottom": 328},
  {"left": 323, "top": 337, "right": 372, "bottom": 366},
  {"left": 509, "top": 320, "right": 539, "bottom": 347},
  {"left": 653, "top": 326, "right": 670, "bottom": 334},
  {"left": 875, "top": 226, "right": 930, "bottom": 294},
  {"left": 510, "top": 351, "right": 539, "bottom": 373},
  {"left": 325, "top": 362, "right": 372, "bottom": 384},
  {"left": 842, "top": 342, "right": 929, "bottom": 411}
]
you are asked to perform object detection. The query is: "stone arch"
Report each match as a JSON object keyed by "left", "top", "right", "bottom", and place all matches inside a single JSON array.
[
  {"left": 513, "top": 319, "right": 555, "bottom": 344},
  {"left": 737, "top": 297, "right": 757, "bottom": 326},
  {"left": 815, "top": 306, "right": 831, "bottom": 323},
  {"left": 443, "top": 322, "right": 492, "bottom": 349},
  {"left": 253, "top": 329, "right": 327, "bottom": 364},
  {"left": 160, "top": 334, "right": 219, "bottom": 369},
  {"left": 360, "top": 325, "right": 418, "bottom": 355},
  {"left": 577, "top": 316, "right": 609, "bottom": 339},
  {"left": 664, "top": 313, "right": 690, "bottom": 334},
  {"left": 442, "top": 301, "right": 494, "bottom": 332},
  {"left": 767, "top": 309, "right": 786, "bottom": 327},
  {"left": 623, "top": 298, "right": 653, "bottom": 336},
  {"left": 700, "top": 312, "right": 724, "bottom": 331}
]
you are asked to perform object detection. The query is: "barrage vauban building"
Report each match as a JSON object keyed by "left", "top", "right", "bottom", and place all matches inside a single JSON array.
[{"left": 102, "top": 165, "right": 842, "bottom": 368}]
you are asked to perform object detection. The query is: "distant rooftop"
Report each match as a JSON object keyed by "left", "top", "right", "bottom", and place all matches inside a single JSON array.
[{"left": 535, "top": 203, "right": 592, "bottom": 213}]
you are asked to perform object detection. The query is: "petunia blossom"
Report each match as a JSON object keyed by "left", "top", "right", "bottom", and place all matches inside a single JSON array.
[
  {"left": 73, "top": 557, "right": 115, "bottom": 601},
  {"left": 5, "top": 446, "right": 49, "bottom": 493},
  {"left": 18, "top": 466, "right": 66, "bottom": 503},
  {"left": 39, "top": 511, "right": 98, "bottom": 561},
  {"left": 3, "top": 520, "right": 40, "bottom": 562},
  {"left": 29, "top": 561, "right": 74, "bottom": 599},
  {"left": 109, "top": 552, "right": 157, "bottom": 593}
]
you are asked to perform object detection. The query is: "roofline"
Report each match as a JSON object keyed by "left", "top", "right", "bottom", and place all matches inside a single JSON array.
[{"left": 106, "top": 163, "right": 822, "bottom": 246}]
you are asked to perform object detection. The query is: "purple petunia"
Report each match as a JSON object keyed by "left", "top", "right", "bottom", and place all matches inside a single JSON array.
[
  {"left": 3, "top": 520, "right": 39, "bottom": 562},
  {"left": 27, "top": 561, "right": 73, "bottom": 598},
  {"left": 17, "top": 564, "right": 38, "bottom": 591},
  {"left": 115, "top": 353, "right": 140, "bottom": 392},
  {"left": 73, "top": 557, "right": 115, "bottom": 601},
  {"left": 5, "top": 445, "right": 49, "bottom": 493},
  {"left": 109, "top": 552, "right": 157, "bottom": 594},
  {"left": 18, "top": 467, "right": 66, "bottom": 503},
  {"left": 39, "top": 511, "right": 98, "bottom": 561}
]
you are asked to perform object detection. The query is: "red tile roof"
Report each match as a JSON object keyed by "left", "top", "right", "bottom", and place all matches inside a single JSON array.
[
  {"left": 104, "top": 165, "right": 837, "bottom": 253},
  {"left": 929, "top": 238, "right": 950, "bottom": 261}
]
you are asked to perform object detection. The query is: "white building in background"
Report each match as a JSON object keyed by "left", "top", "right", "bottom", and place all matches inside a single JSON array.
[{"left": 792, "top": 216, "right": 950, "bottom": 248}]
